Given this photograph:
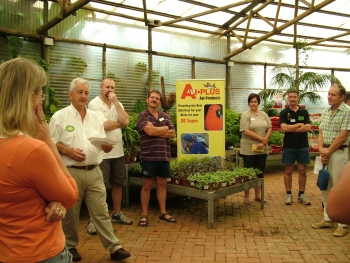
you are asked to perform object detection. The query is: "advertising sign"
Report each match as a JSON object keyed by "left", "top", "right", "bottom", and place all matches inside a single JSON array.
[{"left": 176, "top": 79, "right": 226, "bottom": 160}]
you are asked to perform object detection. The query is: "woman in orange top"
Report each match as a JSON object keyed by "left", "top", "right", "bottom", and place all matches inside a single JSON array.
[{"left": 0, "top": 58, "right": 78, "bottom": 263}]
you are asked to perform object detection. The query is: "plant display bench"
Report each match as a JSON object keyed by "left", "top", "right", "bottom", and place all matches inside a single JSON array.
[
  {"left": 227, "top": 150, "right": 320, "bottom": 165},
  {"left": 126, "top": 175, "right": 264, "bottom": 229}
]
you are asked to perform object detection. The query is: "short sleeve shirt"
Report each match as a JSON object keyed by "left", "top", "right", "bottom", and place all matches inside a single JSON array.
[
  {"left": 319, "top": 103, "right": 350, "bottom": 145},
  {"left": 88, "top": 96, "right": 124, "bottom": 158},
  {"left": 49, "top": 104, "right": 105, "bottom": 166},
  {"left": 279, "top": 106, "right": 310, "bottom": 149},
  {"left": 137, "top": 110, "right": 175, "bottom": 162},
  {"left": 239, "top": 110, "right": 271, "bottom": 155}
]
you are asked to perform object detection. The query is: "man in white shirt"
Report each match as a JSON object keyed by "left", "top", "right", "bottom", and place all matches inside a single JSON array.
[
  {"left": 88, "top": 78, "right": 132, "bottom": 227},
  {"left": 49, "top": 78, "right": 130, "bottom": 262}
]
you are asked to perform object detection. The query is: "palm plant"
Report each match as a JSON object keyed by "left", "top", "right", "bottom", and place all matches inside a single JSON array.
[{"left": 259, "top": 63, "right": 342, "bottom": 104}]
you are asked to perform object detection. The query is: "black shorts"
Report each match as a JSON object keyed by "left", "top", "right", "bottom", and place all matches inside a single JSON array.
[{"left": 140, "top": 159, "right": 171, "bottom": 179}]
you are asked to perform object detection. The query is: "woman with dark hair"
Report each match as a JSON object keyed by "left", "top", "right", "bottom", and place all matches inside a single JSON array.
[{"left": 239, "top": 93, "right": 272, "bottom": 204}]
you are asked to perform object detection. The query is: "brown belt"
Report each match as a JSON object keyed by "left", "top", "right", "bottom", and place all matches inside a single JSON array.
[
  {"left": 68, "top": 165, "right": 97, "bottom": 170},
  {"left": 324, "top": 144, "right": 348, "bottom": 150}
]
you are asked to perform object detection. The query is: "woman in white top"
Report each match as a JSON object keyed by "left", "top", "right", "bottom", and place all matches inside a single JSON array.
[{"left": 239, "top": 93, "right": 272, "bottom": 204}]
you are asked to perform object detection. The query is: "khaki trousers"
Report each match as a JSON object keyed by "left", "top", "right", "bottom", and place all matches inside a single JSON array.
[
  {"left": 322, "top": 148, "right": 349, "bottom": 227},
  {"left": 64, "top": 167, "right": 121, "bottom": 253}
]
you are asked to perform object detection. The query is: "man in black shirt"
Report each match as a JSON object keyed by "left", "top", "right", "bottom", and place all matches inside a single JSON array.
[{"left": 279, "top": 89, "right": 311, "bottom": 205}]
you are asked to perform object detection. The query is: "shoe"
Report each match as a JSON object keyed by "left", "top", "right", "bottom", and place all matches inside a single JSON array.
[
  {"left": 110, "top": 248, "right": 131, "bottom": 260},
  {"left": 86, "top": 218, "right": 97, "bottom": 235},
  {"left": 285, "top": 194, "right": 293, "bottom": 205},
  {"left": 111, "top": 211, "right": 133, "bottom": 225},
  {"left": 69, "top": 248, "right": 82, "bottom": 262},
  {"left": 312, "top": 219, "right": 333, "bottom": 229},
  {"left": 298, "top": 194, "right": 311, "bottom": 205},
  {"left": 244, "top": 199, "right": 252, "bottom": 205},
  {"left": 333, "top": 226, "right": 348, "bottom": 237}
]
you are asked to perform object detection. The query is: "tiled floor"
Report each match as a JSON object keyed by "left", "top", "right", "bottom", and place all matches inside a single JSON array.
[{"left": 76, "top": 159, "right": 350, "bottom": 263}]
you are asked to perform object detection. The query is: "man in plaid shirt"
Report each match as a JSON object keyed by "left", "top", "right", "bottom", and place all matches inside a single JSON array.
[{"left": 312, "top": 84, "right": 350, "bottom": 237}]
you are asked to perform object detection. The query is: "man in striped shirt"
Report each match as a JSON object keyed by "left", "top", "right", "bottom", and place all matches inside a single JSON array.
[{"left": 137, "top": 90, "right": 176, "bottom": 226}]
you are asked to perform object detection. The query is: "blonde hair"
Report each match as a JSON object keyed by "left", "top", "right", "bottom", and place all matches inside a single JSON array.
[{"left": 0, "top": 58, "right": 47, "bottom": 138}]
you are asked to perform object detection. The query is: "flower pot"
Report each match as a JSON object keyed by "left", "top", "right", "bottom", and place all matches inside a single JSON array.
[
  {"left": 180, "top": 178, "right": 188, "bottom": 186},
  {"left": 230, "top": 179, "right": 236, "bottom": 185},
  {"left": 173, "top": 178, "right": 180, "bottom": 185},
  {"left": 125, "top": 155, "right": 131, "bottom": 164},
  {"left": 131, "top": 154, "right": 137, "bottom": 163},
  {"left": 212, "top": 183, "right": 221, "bottom": 190},
  {"left": 202, "top": 184, "right": 210, "bottom": 190},
  {"left": 190, "top": 180, "right": 196, "bottom": 187},
  {"left": 237, "top": 176, "right": 245, "bottom": 183},
  {"left": 220, "top": 182, "right": 227, "bottom": 187}
]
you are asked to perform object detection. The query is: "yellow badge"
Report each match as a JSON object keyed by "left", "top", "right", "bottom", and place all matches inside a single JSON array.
[{"left": 66, "top": 125, "right": 75, "bottom": 132}]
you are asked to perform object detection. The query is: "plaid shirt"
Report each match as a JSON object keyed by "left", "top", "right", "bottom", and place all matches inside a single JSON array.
[{"left": 319, "top": 103, "right": 350, "bottom": 145}]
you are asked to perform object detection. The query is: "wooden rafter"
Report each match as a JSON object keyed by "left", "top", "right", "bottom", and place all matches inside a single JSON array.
[
  {"left": 293, "top": 0, "right": 299, "bottom": 48},
  {"left": 224, "top": 0, "right": 336, "bottom": 60},
  {"left": 58, "top": 0, "right": 67, "bottom": 19},
  {"left": 142, "top": 0, "right": 148, "bottom": 26},
  {"left": 231, "top": 31, "right": 244, "bottom": 44},
  {"left": 308, "top": 30, "right": 350, "bottom": 45},
  {"left": 37, "top": 0, "right": 91, "bottom": 35},
  {"left": 219, "top": 0, "right": 274, "bottom": 37},
  {"left": 221, "top": 1, "right": 260, "bottom": 29},
  {"left": 273, "top": 0, "right": 282, "bottom": 31},
  {"left": 256, "top": 13, "right": 273, "bottom": 28},
  {"left": 300, "top": 0, "right": 311, "bottom": 8},
  {"left": 243, "top": 10, "right": 253, "bottom": 48},
  {"left": 161, "top": 0, "right": 254, "bottom": 27},
  {"left": 38, "top": 0, "right": 350, "bottom": 49}
]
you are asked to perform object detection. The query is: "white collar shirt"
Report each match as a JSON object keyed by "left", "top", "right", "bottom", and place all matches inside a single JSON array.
[
  {"left": 88, "top": 96, "right": 123, "bottom": 158},
  {"left": 49, "top": 104, "right": 105, "bottom": 166}
]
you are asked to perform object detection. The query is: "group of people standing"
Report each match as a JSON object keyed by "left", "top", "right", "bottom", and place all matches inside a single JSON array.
[
  {"left": 0, "top": 58, "right": 176, "bottom": 263},
  {"left": 240, "top": 86, "right": 350, "bottom": 238},
  {"left": 1, "top": 57, "right": 350, "bottom": 263}
]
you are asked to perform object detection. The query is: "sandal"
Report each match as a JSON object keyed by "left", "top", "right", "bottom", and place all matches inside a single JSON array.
[
  {"left": 254, "top": 198, "right": 267, "bottom": 203},
  {"left": 159, "top": 213, "right": 177, "bottom": 223},
  {"left": 138, "top": 215, "right": 148, "bottom": 227},
  {"left": 244, "top": 199, "right": 252, "bottom": 205}
]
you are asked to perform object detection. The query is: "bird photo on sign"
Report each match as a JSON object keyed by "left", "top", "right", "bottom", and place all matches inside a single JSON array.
[
  {"left": 203, "top": 82, "right": 216, "bottom": 89},
  {"left": 181, "top": 133, "right": 209, "bottom": 154},
  {"left": 204, "top": 104, "right": 223, "bottom": 131}
]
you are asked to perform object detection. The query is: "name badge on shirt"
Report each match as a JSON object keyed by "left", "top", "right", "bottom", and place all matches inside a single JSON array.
[
  {"left": 159, "top": 117, "right": 164, "bottom": 121},
  {"left": 251, "top": 118, "right": 255, "bottom": 121},
  {"left": 298, "top": 116, "right": 305, "bottom": 121},
  {"left": 290, "top": 119, "right": 296, "bottom": 123}
]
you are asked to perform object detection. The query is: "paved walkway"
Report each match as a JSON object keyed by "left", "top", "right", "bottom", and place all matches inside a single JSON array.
[{"left": 76, "top": 159, "right": 350, "bottom": 263}]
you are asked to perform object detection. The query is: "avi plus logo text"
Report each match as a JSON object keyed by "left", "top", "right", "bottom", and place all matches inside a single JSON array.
[{"left": 181, "top": 83, "right": 220, "bottom": 99}]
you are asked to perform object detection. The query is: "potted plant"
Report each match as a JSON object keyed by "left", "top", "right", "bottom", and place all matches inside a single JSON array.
[
  {"left": 130, "top": 144, "right": 140, "bottom": 163},
  {"left": 225, "top": 109, "right": 242, "bottom": 149},
  {"left": 122, "top": 126, "right": 140, "bottom": 163},
  {"left": 268, "top": 131, "right": 284, "bottom": 154},
  {"left": 259, "top": 63, "right": 342, "bottom": 105}
]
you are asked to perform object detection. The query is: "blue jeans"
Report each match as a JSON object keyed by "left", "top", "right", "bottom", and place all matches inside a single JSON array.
[{"left": 36, "top": 246, "right": 72, "bottom": 263}]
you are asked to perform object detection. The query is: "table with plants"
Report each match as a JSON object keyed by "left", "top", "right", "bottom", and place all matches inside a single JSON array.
[{"left": 126, "top": 156, "right": 264, "bottom": 228}]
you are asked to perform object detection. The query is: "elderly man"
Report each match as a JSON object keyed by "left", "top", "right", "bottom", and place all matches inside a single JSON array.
[
  {"left": 312, "top": 84, "right": 350, "bottom": 237},
  {"left": 49, "top": 78, "right": 130, "bottom": 261}
]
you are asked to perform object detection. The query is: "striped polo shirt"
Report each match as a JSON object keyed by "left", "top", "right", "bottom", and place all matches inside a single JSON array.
[{"left": 137, "top": 109, "right": 175, "bottom": 162}]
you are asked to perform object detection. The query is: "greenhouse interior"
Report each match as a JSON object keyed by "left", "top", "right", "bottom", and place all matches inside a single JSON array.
[{"left": 1, "top": 1, "right": 350, "bottom": 263}]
